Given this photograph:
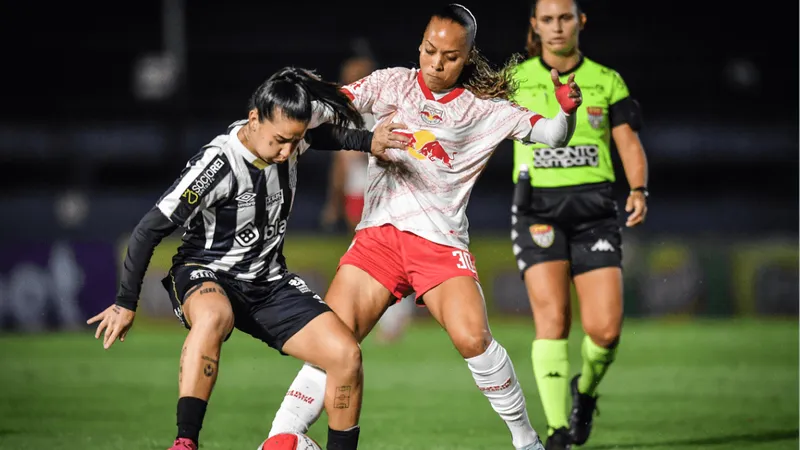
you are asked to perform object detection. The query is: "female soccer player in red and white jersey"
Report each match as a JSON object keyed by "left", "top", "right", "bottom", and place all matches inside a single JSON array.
[{"left": 268, "top": 4, "right": 581, "bottom": 449}]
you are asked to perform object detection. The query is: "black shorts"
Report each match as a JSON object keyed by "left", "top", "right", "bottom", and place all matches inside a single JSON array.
[
  {"left": 512, "top": 182, "right": 622, "bottom": 277},
  {"left": 161, "top": 264, "right": 332, "bottom": 353}
]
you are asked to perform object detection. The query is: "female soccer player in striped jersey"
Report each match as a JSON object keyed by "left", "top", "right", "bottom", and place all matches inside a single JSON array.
[{"left": 86, "top": 67, "right": 409, "bottom": 450}]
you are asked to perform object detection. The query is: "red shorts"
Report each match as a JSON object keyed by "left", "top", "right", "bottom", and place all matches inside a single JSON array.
[
  {"left": 338, "top": 224, "right": 480, "bottom": 301},
  {"left": 344, "top": 195, "right": 364, "bottom": 228}
]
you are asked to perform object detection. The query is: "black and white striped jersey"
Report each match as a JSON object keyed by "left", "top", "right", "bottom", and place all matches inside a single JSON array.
[
  {"left": 115, "top": 119, "right": 373, "bottom": 310},
  {"left": 158, "top": 120, "right": 301, "bottom": 282}
]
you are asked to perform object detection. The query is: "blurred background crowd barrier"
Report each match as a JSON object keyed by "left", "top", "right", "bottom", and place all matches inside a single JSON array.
[{"left": 1, "top": 0, "right": 796, "bottom": 331}]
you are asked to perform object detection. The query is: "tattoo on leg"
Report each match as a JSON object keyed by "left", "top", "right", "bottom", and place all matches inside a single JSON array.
[
  {"left": 202, "top": 355, "right": 218, "bottom": 378},
  {"left": 334, "top": 386, "right": 352, "bottom": 409},
  {"left": 183, "top": 284, "right": 203, "bottom": 301},
  {"left": 179, "top": 345, "right": 187, "bottom": 384}
]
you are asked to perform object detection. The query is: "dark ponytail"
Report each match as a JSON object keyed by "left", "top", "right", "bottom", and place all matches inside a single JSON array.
[{"left": 248, "top": 67, "right": 364, "bottom": 129}]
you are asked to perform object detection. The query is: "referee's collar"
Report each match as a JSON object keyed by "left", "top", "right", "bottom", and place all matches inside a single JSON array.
[
  {"left": 538, "top": 53, "right": 585, "bottom": 76},
  {"left": 230, "top": 125, "right": 269, "bottom": 169}
]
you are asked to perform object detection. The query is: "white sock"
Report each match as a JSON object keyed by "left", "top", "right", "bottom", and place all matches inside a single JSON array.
[
  {"left": 268, "top": 363, "right": 326, "bottom": 437},
  {"left": 466, "top": 340, "right": 540, "bottom": 449}
]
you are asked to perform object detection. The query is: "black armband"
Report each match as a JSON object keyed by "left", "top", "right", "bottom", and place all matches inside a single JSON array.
[
  {"left": 609, "top": 97, "right": 643, "bottom": 131},
  {"left": 306, "top": 123, "right": 373, "bottom": 153}
]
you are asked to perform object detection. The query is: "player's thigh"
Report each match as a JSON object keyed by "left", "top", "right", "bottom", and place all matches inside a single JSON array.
[
  {"left": 326, "top": 264, "right": 394, "bottom": 342},
  {"left": 423, "top": 277, "right": 492, "bottom": 358},
  {"left": 335, "top": 226, "right": 409, "bottom": 341},
  {"left": 163, "top": 265, "right": 234, "bottom": 335},
  {"left": 512, "top": 212, "right": 570, "bottom": 285},
  {"left": 398, "top": 232, "right": 488, "bottom": 357},
  {"left": 523, "top": 261, "right": 573, "bottom": 339},
  {"left": 571, "top": 220, "right": 624, "bottom": 344},
  {"left": 232, "top": 273, "right": 332, "bottom": 354},
  {"left": 281, "top": 311, "right": 362, "bottom": 374},
  {"left": 573, "top": 267, "right": 623, "bottom": 346}
]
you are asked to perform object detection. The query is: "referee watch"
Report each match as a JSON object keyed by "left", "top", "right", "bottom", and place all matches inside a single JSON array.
[{"left": 630, "top": 186, "right": 649, "bottom": 198}]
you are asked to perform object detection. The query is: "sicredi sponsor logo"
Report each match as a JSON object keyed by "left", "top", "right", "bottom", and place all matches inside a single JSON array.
[{"left": 534, "top": 145, "right": 599, "bottom": 168}]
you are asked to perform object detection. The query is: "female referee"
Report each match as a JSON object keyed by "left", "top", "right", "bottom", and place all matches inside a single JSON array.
[
  {"left": 86, "top": 67, "right": 409, "bottom": 450},
  {"left": 511, "top": 1, "right": 648, "bottom": 449}
]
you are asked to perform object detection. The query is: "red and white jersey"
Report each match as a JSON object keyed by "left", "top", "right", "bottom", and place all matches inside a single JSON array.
[{"left": 342, "top": 67, "right": 546, "bottom": 249}]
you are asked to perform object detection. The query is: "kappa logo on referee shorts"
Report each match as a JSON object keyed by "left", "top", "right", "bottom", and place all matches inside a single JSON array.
[{"left": 530, "top": 224, "right": 555, "bottom": 248}]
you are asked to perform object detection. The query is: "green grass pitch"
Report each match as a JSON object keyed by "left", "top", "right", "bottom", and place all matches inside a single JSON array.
[{"left": 0, "top": 318, "right": 797, "bottom": 449}]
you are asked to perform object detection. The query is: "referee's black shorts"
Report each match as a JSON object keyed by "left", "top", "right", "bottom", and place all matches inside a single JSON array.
[
  {"left": 512, "top": 182, "right": 622, "bottom": 277},
  {"left": 161, "top": 264, "right": 331, "bottom": 353}
]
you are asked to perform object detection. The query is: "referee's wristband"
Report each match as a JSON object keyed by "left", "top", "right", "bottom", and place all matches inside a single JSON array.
[
  {"left": 630, "top": 186, "right": 649, "bottom": 197},
  {"left": 114, "top": 298, "right": 138, "bottom": 312}
]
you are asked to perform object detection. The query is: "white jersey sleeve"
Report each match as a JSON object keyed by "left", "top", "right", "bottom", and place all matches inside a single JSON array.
[
  {"left": 341, "top": 68, "right": 395, "bottom": 114},
  {"left": 494, "top": 100, "right": 575, "bottom": 148}
]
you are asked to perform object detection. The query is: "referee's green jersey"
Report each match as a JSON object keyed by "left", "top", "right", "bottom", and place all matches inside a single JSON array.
[{"left": 512, "top": 56, "right": 639, "bottom": 188}]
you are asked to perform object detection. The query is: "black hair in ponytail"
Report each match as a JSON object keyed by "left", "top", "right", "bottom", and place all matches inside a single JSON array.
[{"left": 248, "top": 67, "right": 364, "bottom": 128}]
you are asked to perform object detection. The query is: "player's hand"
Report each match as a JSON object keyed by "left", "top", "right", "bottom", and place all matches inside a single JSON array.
[
  {"left": 625, "top": 191, "right": 648, "bottom": 227},
  {"left": 371, "top": 111, "right": 411, "bottom": 161},
  {"left": 551, "top": 69, "right": 582, "bottom": 114},
  {"left": 87, "top": 304, "right": 136, "bottom": 349}
]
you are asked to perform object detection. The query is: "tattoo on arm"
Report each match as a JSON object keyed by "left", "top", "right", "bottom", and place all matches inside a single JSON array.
[
  {"left": 334, "top": 386, "right": 352, "bottom": 409},
  {"left": 202, "top": 355, "right": 219, "bottom": 378},
  {"left": 199, "top": 287, "right": 218, "bottom": 295}
]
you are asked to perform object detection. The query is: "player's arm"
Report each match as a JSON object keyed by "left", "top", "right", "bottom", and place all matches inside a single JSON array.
[
  {"left": 509, "top": 70, "right": 581, "bottom": 147},
  {"left": 116, "top": 149, "right": 232, "bottom": 311},
  {"left": 612, "top": 114, "right": 647, "bottom": 193},
  {"left": 306, "top": 115, "right": 410, "bottom": 160},
  {"left": 608, "top": 71, "right": 648, "bottom": 227},
  {"left": 88, "top": 148, "right": 232, "bottom": 349}
]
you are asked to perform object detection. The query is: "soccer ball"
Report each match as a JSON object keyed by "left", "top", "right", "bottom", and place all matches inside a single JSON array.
[{"left": 259, "top": 433, "right": 322, "bottom": 450}]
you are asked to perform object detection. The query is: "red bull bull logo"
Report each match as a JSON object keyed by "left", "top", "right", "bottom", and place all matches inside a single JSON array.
[
  {"left": 393, "top": 130, "right": 456, "bottom": 169},
  {"left": 420, "top": 104, "right": 444, "bottom": 125}
]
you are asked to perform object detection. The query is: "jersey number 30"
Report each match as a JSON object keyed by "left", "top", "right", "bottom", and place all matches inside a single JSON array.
[{"left": 452, "top": 250, "right": 477, "bottom": 274}]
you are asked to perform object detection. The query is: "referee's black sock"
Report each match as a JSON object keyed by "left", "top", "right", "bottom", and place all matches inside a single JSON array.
[
  {"left": 327, "top": 426, "right": 360, "bottom": 450},
  {"left": 176, "top": 396, "right": 208, "bottom": 444}
]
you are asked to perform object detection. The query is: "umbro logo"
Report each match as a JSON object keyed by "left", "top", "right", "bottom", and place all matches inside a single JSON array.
[
  {"left": 591, "top": 239, "right": 615, "bottom": 252},
  {"left": 235, "top": 191, "right": 256, "bottom": 208},
  {"left": 544, "top": 372, "right": 563, "bottom": 378}
]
